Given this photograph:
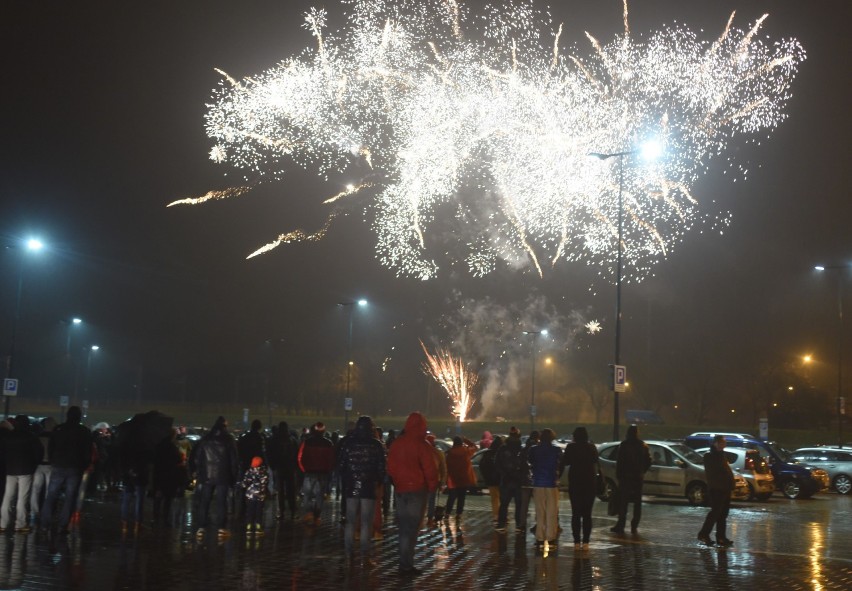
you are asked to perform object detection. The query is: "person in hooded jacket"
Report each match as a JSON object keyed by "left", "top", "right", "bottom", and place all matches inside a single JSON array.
[
  {"left": 611, "top": 424, "right": 652, "bottom": 534},
  {"left": 190, "top": 416, "right": 238, "bottom": 539},
  {"left": 267, "top": 421, "right": 299, "bottom": 520},
  {"left": 560, "top": 426, "right": 599, "bottom": 550},
  {"left": 337, "top": 415, "right": 386, "bottom": 567},
  {"left": 444, "top": 436, "right": 477, "bottom": 520},
  {"left": 495, "top": 426, "right": 527, "bottom": 533},
  {"left": 480, "top": 435, "right": 503, "bottom": 523},
  {"left": 425, "top": 434, "right": 447, "bottom": 527},
  {"left": 41, "top": 406, "right": 91, "bottom": 534},
  {"left": 0, "top": 416, "right": 42, "bottom": 533},
  {"left": 387, "top": 412, "right": 438, "bottom": 576},
  {"left": 297, "top": 422, "right": 335, "bottom": 524}
]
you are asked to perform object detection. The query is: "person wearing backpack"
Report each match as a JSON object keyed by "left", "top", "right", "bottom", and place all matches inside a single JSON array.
[{"left": 494, "top": 427, "right": 527, "bottom": 534}]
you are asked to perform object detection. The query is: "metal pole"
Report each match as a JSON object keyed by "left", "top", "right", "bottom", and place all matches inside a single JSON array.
[
  {"left": 531, "top": 333, "right": 537, "bottom": 431},
  {"left": 613, "top": 154, "right": 624, "bottom": 442},
  {"left": 838, "top": 276, "right": 844, "bottom": 447},
  {"left": 4, "top": 256, "right": 25, "bottom": 419},
  {"left": 345, "top": 305, "right": 353, "bottom": 432}
]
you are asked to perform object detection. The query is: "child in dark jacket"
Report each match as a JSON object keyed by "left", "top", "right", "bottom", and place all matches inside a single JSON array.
[{"left": 240, "top": 456, "right": 269, "bottom": 535}]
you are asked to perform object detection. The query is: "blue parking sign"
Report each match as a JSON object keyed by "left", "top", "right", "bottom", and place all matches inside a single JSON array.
[{"left": 3, "top": 379, "right": 18, "bottom": 396}]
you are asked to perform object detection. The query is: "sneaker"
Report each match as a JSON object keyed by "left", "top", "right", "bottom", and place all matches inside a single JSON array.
[
  {"left": 610, "top": 526, "right": 624, "bottom": 534},
  {"left": 245, "top": 524, "right": 253, "bottom": 534},
  {"left": 217, "top": 529, "right": 231, "bottom": 538},
  {"left": 716, "top": 538, "right": 734, "bottom": 547},
  {"left": 697, "top": 534, "right": 715, "bottom": 546},
  {"left": 195, "top": 528, "right": 205, "bottom": 539},
  {"left": 494, "top": 525, "right": 507, "bottom": 533},
  {"left": 255, "top": 527, "right": 265, "bottom": 537},
  {"left": 573, "top": 543, "right": 581, "bottom": 551},
  {"left": 582, "top": 543, "right": 590, "bottom": 552}
]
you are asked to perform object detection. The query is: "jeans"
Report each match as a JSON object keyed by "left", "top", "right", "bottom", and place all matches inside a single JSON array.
[
  {"left": 699, "top": 488, "right": 731, "bottom": 540},
  {"left": 497, "top": 482, "right": 523, "bottom": 528},
  {"left": 615, "top": 481, "right": 643, "bottom": 530},
  {"left": 273, "top": 468, "right": 297, "bottom": 517},
  {"left": 302, "top": 474, "right": 328, "bottom": 518},
  {"left": 246, "top": 498, "right": 264, "bottom": 526},
  {"left": 30, "top": 465, "right": 51, "bottom": 519},
  {"left": 345, "top": 497, "right": 376, "bottom": 558},
  {"left": 396, "top": 490, "right": 427, "bottom": 571},
  {"left": 1, "top": 475, "right": 33, "bottom": 530},
  {"left": 120, "top": 483, "right": 146, "bottom": 523},
  {"left": 445, "top": 488, "right": 467, "bottom": 516},
  {"left": 41, "top": 466, "right": 82, "bottom": 530},
  {"left": 196, "top": 483, "right": 229, "bottom": 529},
  {"left": 569, "top": 490, "right": 595, "bottom": 543}
]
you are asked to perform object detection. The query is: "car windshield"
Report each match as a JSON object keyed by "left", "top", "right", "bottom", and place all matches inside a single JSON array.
[
  {"left": 669, "top": 443, "right": 704, "bottom": 465},
  {"left": 764, "top": 441, "right": 793, "bottom": 463}
]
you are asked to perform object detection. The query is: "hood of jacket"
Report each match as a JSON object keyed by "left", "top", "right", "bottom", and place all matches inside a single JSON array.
[{"left": 403, "top": 412, "right": 428, "bottom": 439}]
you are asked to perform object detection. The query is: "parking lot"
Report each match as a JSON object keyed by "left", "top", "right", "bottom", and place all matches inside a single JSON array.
[{"left": 4, "top": 486, "right": 850, "bottom": 590}]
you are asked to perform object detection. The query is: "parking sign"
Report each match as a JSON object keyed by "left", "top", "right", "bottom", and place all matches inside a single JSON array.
[
  {"left": 613, "top": 365, "right": 627, "bottom": 393},
  {"left": 3, "top": 379, "right": 18, "bottom": 396}
]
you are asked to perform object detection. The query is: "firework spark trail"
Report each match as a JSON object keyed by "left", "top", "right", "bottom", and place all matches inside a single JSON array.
[
  {"left": 421, "top": 341, "right": 478, "bottom": 422},
  {"left": 182, "top": 0, "right": 804, "bottom": 279}
]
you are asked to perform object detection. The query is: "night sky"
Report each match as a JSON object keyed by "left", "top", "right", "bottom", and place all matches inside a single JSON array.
[{"left": 1, "top": 0, "right": 850, "bottom": 425}]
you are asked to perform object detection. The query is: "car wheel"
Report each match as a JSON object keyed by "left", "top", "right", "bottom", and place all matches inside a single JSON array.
[
  {"left": 686, "top": 482, "right": 707, "bottom": 506},
  {"left": 755, "top": 492, "right": 773, "bottom": 501},
  {"left": 834, "top": 474, "right": 852, "bottom": 495},
  {"left": 597, "top": 478, "right": 616, "bottom": 502},
  {"left": 781, "top": 479, "right": 801, "bottom": 499}
]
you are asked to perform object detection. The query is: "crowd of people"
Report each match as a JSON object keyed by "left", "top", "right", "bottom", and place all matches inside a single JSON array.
[{"left": 0, "top": 405, "right": 734, "bottom": 577}]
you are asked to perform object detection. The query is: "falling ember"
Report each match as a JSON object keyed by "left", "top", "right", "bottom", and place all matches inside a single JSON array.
[
  {"left": 179, "top": 0, "right": 804, "bottom": 281},
  {"left": 421, "top": 341, "right": 478, "bottom": 422}
]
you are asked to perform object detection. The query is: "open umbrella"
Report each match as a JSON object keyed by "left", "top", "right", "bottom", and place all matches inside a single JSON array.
[{"left": 115, "top": 410, "right": 174, "bottom": 454}]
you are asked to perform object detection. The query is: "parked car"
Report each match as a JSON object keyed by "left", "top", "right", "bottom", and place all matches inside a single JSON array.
[
  {"left": 684, "top": 432, "right": 830, "bottom": 499},
  {"left": 596, "top": 440, "right": 748, "bottom": 505},
  {"left": 695, "top": 447, "right": 774, "bottom": 501},
  {"left": 790, "top": 447, "right": 852, "bottom": 495}
]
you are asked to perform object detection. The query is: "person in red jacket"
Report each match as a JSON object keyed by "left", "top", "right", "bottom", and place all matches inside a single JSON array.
[
  {"left": 297, "top": 422, "right": 335, "bottom": 524},
  {"left": 387, "top": 412, "right": 438, "bottom": 576}
]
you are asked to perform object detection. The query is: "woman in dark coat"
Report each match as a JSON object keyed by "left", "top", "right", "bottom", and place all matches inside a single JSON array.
[
  {"left": 560, "top": 426, "right": 599, "bottom": 550},
  {"left": 152, "top": 429, "right": 184, "bottom": 527}
]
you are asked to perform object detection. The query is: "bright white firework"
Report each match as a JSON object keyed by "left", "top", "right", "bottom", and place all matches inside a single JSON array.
[
  {"left": 182, "top": 0, "right": 805, "bottom": 280},
  {"left": 421, "top": 341, "right": 478, "bottom": 422}
]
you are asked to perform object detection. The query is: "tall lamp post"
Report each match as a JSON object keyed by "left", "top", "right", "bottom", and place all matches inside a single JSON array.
[
  {"left": 815, "top": 264, "right": 850, "bottom": 447},
  {"left": 4, "top": 238, "right": 44, "bottom": 418},
  {"left": 523, "top": 329, "right": 548, "bottom": 430},
  {"left": 590, "top": 141, "right": 661, "bottom": 441},
  {"left": 339, "top": 299, "right": 367, "bottom": 431}
]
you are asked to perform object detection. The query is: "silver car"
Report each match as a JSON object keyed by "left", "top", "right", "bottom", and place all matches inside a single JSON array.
[
  {"left": 696, "top": 447, "right": 774, "bottom": 501},
  {"left": 597, "top": 440, "right": 748, "bottom": 505},
  {"left": 790, "top": 447, "right": 852, "bottom": 495}
]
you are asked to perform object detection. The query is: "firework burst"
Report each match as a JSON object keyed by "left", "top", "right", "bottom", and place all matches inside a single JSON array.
[
  {"left": 421, "top": 340, "right": 478, "bottom": 422},
  {"left": 174, "top": 0, "right": 804, "bottom": 281}
]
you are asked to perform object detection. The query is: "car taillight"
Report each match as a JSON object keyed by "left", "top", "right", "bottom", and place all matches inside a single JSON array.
[{"left": 745, "top": 457, "right": 754, "bottom": 470}]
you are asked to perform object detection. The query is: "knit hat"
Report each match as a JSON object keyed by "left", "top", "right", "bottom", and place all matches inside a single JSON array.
[
  {"left": 509, "top": 426, "right": 521, "bottom": 437},
  {"left": 251, "top": 456, "right": 263, "bottom": 468},
  {"left": 313, "top": 422, "right": 326, "bottom": 434}
]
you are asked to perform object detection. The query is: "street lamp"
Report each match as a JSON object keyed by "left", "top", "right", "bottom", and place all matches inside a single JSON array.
[
  {"left": 590, "top": 141, "right": 661, "bottom": 441},
  {"left": 339, "top": 299, "right": 367, "bottom": 430},
  {"left": 4, "top": 237, "right": 44, "bottom": 418},
  {"left": 64, "top": 317, "right": 83, "bottom": 358},
  {"left": 523, "top": 329, "right": 548, "bottom": 430},
  {"left": 815, "top": 264, "right": 850, "bottom": 447}
]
